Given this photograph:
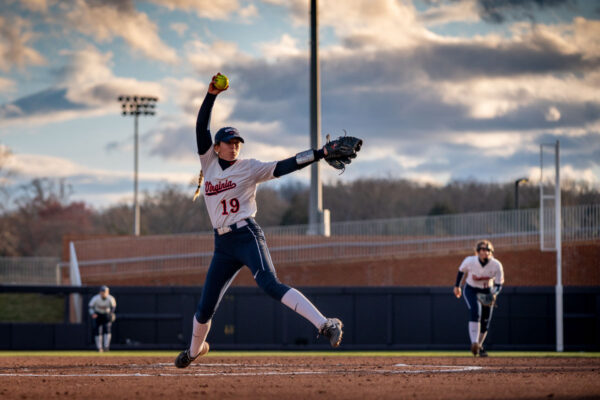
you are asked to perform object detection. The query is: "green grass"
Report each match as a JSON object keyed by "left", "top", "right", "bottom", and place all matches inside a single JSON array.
[
  {"left": 0, "top": 293, "right": 64, "bottom": 323},
  {"left": 0, "top": 350, "right": 598, "bottom": 358}
]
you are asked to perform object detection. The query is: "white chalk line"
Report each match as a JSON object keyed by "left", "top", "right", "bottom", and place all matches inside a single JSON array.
[{"left": 0, "top": 363, "right": 482, "bottom": 377}]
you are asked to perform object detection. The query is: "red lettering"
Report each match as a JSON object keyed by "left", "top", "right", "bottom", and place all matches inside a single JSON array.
[{"left": 205, "top": 179, "right": 237, "bottom": 196}]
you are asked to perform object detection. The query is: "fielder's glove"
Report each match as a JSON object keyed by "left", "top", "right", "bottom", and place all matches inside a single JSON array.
[
  {"left": 323, "top": 133, "right": 363, "bottom": 172},
  {"left": 476, "top": 292, "right": 497, "bottom": 307}
]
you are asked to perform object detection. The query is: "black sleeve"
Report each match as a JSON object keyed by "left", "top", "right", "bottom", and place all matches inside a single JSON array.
[
  {"left": 493, "top": 283, "right": 503, "bottom": 295},
  {"left": 196, "top": 92, "right": 217, "bottom": 155},
  {"left": 454, "top": 271, "right": 464, "bottom": 287},
  {"left": 273, "top": 149, "right": 326, "bottom": 178}
]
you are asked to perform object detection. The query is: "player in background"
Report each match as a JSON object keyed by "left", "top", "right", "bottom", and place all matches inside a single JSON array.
[
  {"left": 88, "top": 285, "right": 117, "bottom": 352},
  {"left": 453, "top": 240, "right": 504, "bottom": 357},
  {"left": 174, "top": 73, "right": 343, "bottom": 368}
]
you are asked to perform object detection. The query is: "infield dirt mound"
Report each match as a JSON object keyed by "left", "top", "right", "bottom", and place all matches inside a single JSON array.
[{"left": 1, "top": 355, "right": 599, "bottom": 399}]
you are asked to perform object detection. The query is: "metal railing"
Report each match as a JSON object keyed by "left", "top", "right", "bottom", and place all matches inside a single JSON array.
[
  {"left": 0, "top": 257, "right": 61, "bottom": 285},
  {"left": 63, "top": 204, "right": 600, "bottom": 280}
]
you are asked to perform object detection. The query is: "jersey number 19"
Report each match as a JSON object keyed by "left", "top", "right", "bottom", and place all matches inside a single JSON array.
[{"left": 220, "top": 198, "right": 240, "bottom": 215}]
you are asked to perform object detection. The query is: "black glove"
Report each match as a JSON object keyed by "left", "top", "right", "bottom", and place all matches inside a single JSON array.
[
  {"left": 323, "top": 134, "right": 363, "bottom": 172},
  {"left": 476, "top": 292, "right": 497, "bottom": 307}
]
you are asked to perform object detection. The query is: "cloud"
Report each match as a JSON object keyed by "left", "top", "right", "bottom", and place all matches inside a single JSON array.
[
  {"left": 545, "top": 106, "right": 561, "bottom": 122},
  {"left": 146, "top": 0, "right": 241, "bottom": 20},
  {"left": 259, "top": 34, "right": 303, "bottom": 61},
  {"left": 3, "top": 150, "right": 196, "bottom": 207},
  {"left": 419, "top": 0, "right": 481, "bottom": 26},
  {"left": 3, "top": 0, "right": 599, "bottom": 200},
  {"left": 0, "top": 47, "right": 164, "bottom": 127},
  {"left": 170, "top": 22, "right": 188, "bottom": 37},
  {"left": 60, "top": 0, "right": 178, "bottom": 63},
  {"left": 238, "top": 4, "right": 258, "bottom": 20},
  {"left": 0, "top": 15, "right": 46, "bottom": 72},
  {"left": 184, "top": 39, "right": 252, "bottom": 75},
  {"left": 0, "top": 76, "right": 15, "bottom": 93},
  {"left": 175, "top": 9, "right": 597, "bottom": 186},
  {"left": 475, "top": 0, "right": 576, "bottom": 24},
  {"left": 18, "top": 0, "right": 50, "bottom": 13},
  {"left": 277, "top": 0, "right": 430, "bottom": 50}
]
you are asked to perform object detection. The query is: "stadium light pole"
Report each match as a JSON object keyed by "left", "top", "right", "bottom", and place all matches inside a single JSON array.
[
  {"left": 308, "top": 0, "right": 325, "bottom": 235},
  {"left": 117, "top": 95, "right": 158, "bottom": 236},
  {"left": 514, "top": 177, "right": 528, "bottom": 209}
]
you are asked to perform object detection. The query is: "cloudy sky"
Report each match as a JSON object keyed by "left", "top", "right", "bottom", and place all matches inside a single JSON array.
[{"left": 1, "top": 0, "right": 599, "bottom": 209}]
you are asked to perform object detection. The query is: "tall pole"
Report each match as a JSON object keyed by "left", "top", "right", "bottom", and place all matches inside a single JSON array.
[
  {"left": 515, "top": 180, "right": 520, "bottom": 210},
  {"left": 309, "top": 0, "right": 323, "bottom": 235},
  {"left": 515, "top": 178, "right": 528, "bottom": 209},
  {"left": 118, "top": 95, "right": 158, "bottom": 236},
  {"left": 555, "top": 140, "right": 563, "bottom": 352},
  {"left": 133, "top": 113, "right": 140, "bottom": 236}
]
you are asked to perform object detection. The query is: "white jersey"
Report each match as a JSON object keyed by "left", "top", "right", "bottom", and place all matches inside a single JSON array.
[
  {"left": 200, "top": 149, "right": 276, "bottom": 229},
  {"left": 88, "top": 294, "right": 117, "bottom": 315},
  {"left": 459, "top": 255, "right": 504, "bottom": 289}
]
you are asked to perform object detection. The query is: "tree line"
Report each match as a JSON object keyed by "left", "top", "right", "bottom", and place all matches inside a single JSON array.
[{"left": 0, "top": 176, "right": 598, "bottom": 258}]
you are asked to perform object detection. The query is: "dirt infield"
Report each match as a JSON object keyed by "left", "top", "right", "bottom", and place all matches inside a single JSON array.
[{"left": 1, "top": 355, "right": 599, "bottom": 400}]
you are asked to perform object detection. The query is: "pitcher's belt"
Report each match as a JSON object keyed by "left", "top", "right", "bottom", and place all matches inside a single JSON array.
[{"left": 214, "top": 218, "right": 251, "bottom": 235}]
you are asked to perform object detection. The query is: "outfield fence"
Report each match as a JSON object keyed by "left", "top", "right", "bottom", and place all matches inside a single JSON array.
[
  {"left": 60, "top": 204, "right": 600, "bottom": 281},
  {"left": 0, "top": 257, "right": 60, "bottom": 285}
]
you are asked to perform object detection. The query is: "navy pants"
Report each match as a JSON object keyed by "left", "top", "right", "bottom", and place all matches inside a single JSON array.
[
  {"left": 92, "top": 313, "right": 112, "bottom": 335},
  {"left": 195, "top": 218, "right": 290, "bottom": 323},
  {"left": 463, "top": 284, "right": 494, "bottom": 333}
]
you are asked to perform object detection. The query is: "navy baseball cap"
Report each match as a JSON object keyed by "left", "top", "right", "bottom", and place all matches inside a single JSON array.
[
  {"left": 100, "top": 285, "right": 109, "bottom": 292},
  {"left": 215, "top": 127, "right": 244, "bottom": 143}
]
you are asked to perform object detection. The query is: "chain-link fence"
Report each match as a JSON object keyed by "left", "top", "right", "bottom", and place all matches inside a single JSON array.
[
  {"left": 64, "top": 204, "right": 600, "bottom": 281},
  {"left": 1, "top": 257, "right": 61, "bottom": 285}
]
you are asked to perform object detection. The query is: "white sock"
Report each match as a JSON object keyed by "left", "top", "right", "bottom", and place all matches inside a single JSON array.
[
  {"left": 468, "top": 321, "right": 480, "bottom": 344},
  {"left": 281, "top": 288, "right": 328, "bottom": 329},
  {"left": 95, "top": 335, "right": 102, "bottom": 351},
  {"left": 478, "top": 331, "right": 488, "bottom": 347},
  {"left": 103, "top": 333, "right": 111, "bottom": 350},
  {"left": 189, "top": 318, "right": 211, "bottom": 358}
]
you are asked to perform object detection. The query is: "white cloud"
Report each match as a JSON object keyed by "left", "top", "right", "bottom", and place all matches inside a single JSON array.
[
  {"left": 61, "top": 0, "right": 178, "bottom": 63},
  {"left": 237, "top": 4, "right": 258, "bottom": 20},
  {"left": 5, "top": 152, "right": 102, "bottom": 179},
  {"left": 170, "top": 22, "right": 188, "bottom": 37},
  {"left": 184, "top": 39, "right": 251, "bottom": 74},
  {"left": 0, "top": 76, "right": 15, "bottom": 93},
  {"left": 0, "top": 47, "right": 165, "bottom": 127},
  {"left": 282, "top": 0, "right": 431, "bottom": 49},
  {"left": 147, "top": 0, "right": 241, "bottom": 19},
  {"left": 5, "top": 151, "right": 193, "bottom": 184},
  {"left": 162, "top": 76, "right": 234, "bottom": 121},
  {"left": 59, "top": 48, "right": 165, "bottom": 107},
  {"left": 527, "top": 164, "right": 599, "bottom": 186},
  {"left": 545, "top": 106, "right": 561, "bottom": 122},
  {"left": 18, "top": 0, "right": 51, "bottom": 13},
  {"left": 437, "top": 72, "right": 600, "bottom": 120},
  {"left": 449, "top": 131, "right": 527, "bottom": 157},
  {"left": 0, "top": 15, "right": 46, "bottom": 72},
  {"left": 418, "top": 0, "right": 480, "bottom": 26},
  {"left": 259, "top": 34, "right": 302, "bottom": 61}
]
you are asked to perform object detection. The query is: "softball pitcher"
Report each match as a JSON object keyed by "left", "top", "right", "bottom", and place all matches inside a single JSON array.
[
  {"left": 453, "top": 240, "right": 504, "bottom": 357},
  {"left": 175, "top": 73, "right": 362, "bottom": 368}
]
